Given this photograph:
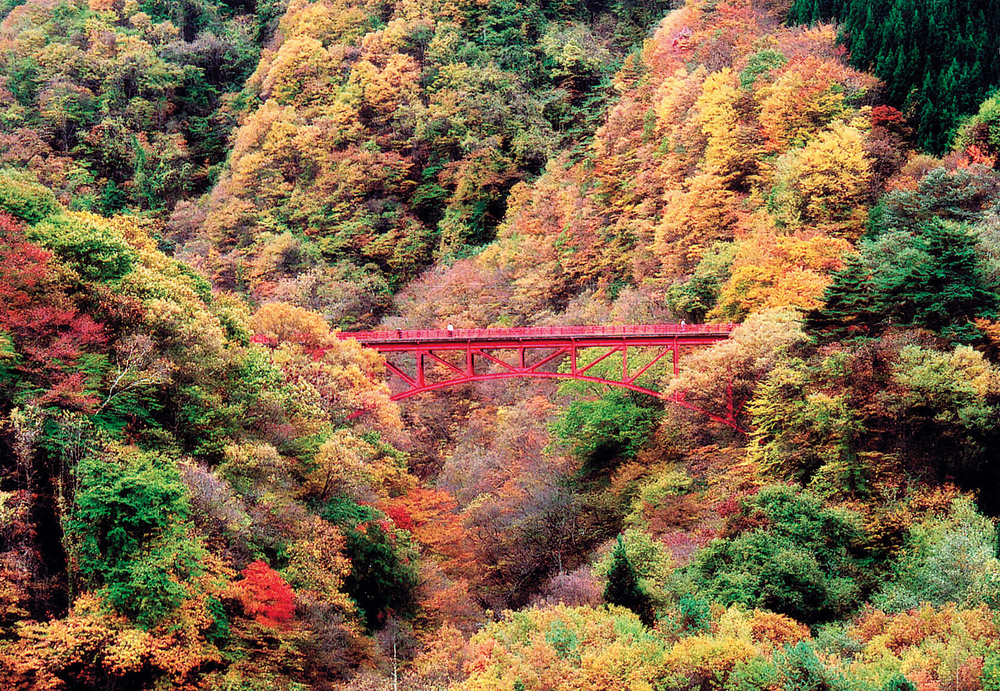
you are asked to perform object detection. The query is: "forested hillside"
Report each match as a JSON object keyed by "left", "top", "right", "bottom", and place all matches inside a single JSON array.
[
  {"left": 0, "top": 0, "right": 272, "bottom": 213},
  {"left": 2, "top": 0, "right": 1000, "bottom": 689},
  {"left": 168, "top": 0, "right": 665, "bottom": 325},
  {"left": 788, "top": 0, "right": 1000, "bottom": 152}
]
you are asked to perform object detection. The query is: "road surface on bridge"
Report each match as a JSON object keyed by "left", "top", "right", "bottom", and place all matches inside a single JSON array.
[{"left": 337, "top": 323, "right": 734, "bottom": 349}]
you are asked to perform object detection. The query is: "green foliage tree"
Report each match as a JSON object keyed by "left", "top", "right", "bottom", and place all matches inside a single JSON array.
[
  {"left": 0, "top": 0, "right": 267, "bottom": 213},
  {"left": 68, "top": 446, "right": 205, "bottom": 628},
  {"left": 594, "top": 528, "right": 673, "bottom": 606},
  {"left": 873, "top": 497, "right": 1000, "bottom": 611},
  {"left": 0, "top": 170, "right": 59, "bottom": 224},
  {"left": 888, "top": 344, "right": 999, "bottom": 467},
  {"left": 956, "top": 92, "right": 1000, "bottom": 160},
  {"left": 687, "top": 485, "right": 866, "bottom": 624},
  {"left": 322, "top": 498, "right": 418, "bottom": 630},
  {"left": 869, "top": 166, "right": 1000, "bottom": 234},
  {"left": 774, "top": 641, "right": 845, "bottom": 691},
  {"left": 725, "top": 657, "right": 784, "bottom": 691},
  {"left": 603, "top": 535, "right": 655, "bottom": 627},
  {"left": 985, "top": 653, "right": 1000, "bottom": 691},
  {"left": 739, "top": 50, "right": 788, "bottom": 90},
  {"left": 552, "top": 347, "right": 667, "bottom": 470},
  {"left": 665, "top": 242, "right": 736, "bottom": 322},
  {"left": 27, "top": 213, "right": 136, "bottom": 283},
  {"left": 809, "top": 219, "right": 1000, "bottom": 342},
  {"left": 676, "top": 593, "right": 712, "bottom": 634},
  {"left": 882, "top": 674, "right": 917, "bottom": 691},
  {"left": 552, "top": 392, "right": 662, "bottom": 470}
]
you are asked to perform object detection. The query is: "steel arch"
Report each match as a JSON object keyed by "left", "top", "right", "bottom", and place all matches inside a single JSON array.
[{"left": 334, "top": 324, "right": 743, "bottom": 432}]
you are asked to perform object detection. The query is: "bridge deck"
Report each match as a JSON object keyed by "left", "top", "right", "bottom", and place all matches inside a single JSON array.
[{"left": 337, "top": 323, "right": 736, "bottom": 346}]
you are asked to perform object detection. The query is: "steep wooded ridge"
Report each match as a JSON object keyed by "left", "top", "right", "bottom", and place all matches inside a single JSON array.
[
  {"left": 2, "top": 0, "right": 1000, "bottom": 689},
  {"left": 168, "top": 0, "right": 661, "bottom": 325},
  {"left": 788, "top": 0, "right": 1000, "bottom": 153}
]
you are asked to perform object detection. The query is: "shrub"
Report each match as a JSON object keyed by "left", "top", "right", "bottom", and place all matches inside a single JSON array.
[{"left": 0, "top": 170, "right": 58, "bottom": 224}]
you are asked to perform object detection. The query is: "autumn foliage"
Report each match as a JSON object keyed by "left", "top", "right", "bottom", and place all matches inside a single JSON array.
[
  {"left": 3, "top": 0, "right": 1000, "bottom": 688},
  {"left": 237, "top": 561, "right": 297, "bottom": 628}
]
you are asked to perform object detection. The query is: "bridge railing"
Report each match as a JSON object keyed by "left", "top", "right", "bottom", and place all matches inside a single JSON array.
[{"left": 337, "top": 323, "right": 737, "bottom": 343}]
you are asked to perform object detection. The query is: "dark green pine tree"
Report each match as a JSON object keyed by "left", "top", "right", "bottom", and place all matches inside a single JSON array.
[
  {"left": 809, "top": 220, "right": 999, "bottom": 342},
  {"left": 855, "top": 3, "right": 879, "bottom": 66},
  {"left": 881, "top": 47, "right": 909, "bottom": 105},
  {"left": 787, "top": 0, "right": 818, "bottom": 25},
  {"left": 806, "top": 254, "right": 880, "bottom": 340},
  {"left": 787, "top": 0, "right": 1000, "bottom": 153},
  {"left": 893, "top": 219, "right": 999, "bottom": 337},
  {"left": 882, "top": 674, "right": 917, "bottom": 691},
  {"left": 603, "top": 536, "right": 656, "bottom": 627},
  {"left": 914, "top": 73, "right": 940, "bottom": 151},
  {"left": 343, "top": 519, "right": 419, "bottom": 630}
]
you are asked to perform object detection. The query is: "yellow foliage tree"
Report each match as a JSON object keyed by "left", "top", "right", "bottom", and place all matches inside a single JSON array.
[
  {"left": 347, "top": 52, "right": 421, "bottom": 126},
  {"left": 697, "top": 68, "right": 742, "bottom": 178},
  {"left": 664, "top": 630, "right": 756, "bottom": 688},
  {"left": 654, "top": 172, "right": 740, "bottom": 277},
  {"left": 279, "top": 0, "right": 369, "bottom": 45},
  {"left": 714, "top": 230, "right": 853, "bottom": 319},
  {"left": 258, "top": 36, "right": 337, "bottom": 106},
  {"left": 281, "top": 516, "right": 355, "bottom": 613},
  {"left": 757, "top": 58, "right": 847, "bottom": 149},
  {"left": 653, "top": 67, "right": 709, "bottom": 179},
  {"left": 250, "top": 302, "right": 404, "bottom": 434},
  {"left": 770, "top": 121, "right": 872, "bottom": 236},
  {"left": 251, "top": 302, "right": 332, "bottom": 345},
  {"left": 0, "top": 550, "right": 237, "bottom": 691},
  {"left": 301, "top": 428, "right": 413, "bottom": 501},
  {"left": 456, "top": 605, "right": 669, "bottom": 691}
]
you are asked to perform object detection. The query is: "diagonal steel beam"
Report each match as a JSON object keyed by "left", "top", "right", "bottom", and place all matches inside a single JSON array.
[
  {"left": 423, "top": 349, "right": 469, "bottom": 377},
  {"left": 576, "top": 345, "right": 622, "bottom": 375},
  {"left": 383, "top": 360, "right": 417, "bottom": 388},
  {"left": 623, "top": 346, "right": 674, "bottom": 385},
  {"left": 473, "top": 348, "right": 518, "bottom": 371},
  {"left": 524, "top": 347, "right": 570, "bottom": 373}
]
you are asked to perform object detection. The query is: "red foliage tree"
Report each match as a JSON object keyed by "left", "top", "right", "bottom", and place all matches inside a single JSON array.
[
  {"left": 237, "top": 561, "right": 297, "bottom": 628},
  {"left": 870, "top": 105, "right": 905, "bottom": 131},
  {"left": 383, "top": 504, "right": 415, "bottom": 532},
  {"left": 380, "top": 487, "right": 473, "bottom": 578},
  {"left": 0, "top": 212, "right": 106, "bottom": 408}
]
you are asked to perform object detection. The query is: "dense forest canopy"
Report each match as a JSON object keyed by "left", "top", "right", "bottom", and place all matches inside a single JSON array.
[
  {"left": 787, "top": 0, "right": 1000, "bottom": 153},
  {"left": 2, "top": 0, "right": 1000, "bottom": 689}
]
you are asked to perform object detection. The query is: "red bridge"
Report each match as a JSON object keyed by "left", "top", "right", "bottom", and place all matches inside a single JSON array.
[{"left": 337, "top": 324, "right": 738, "bottom": 428}]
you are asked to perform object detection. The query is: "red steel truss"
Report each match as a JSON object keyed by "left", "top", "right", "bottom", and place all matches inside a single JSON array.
[{"left": 336, "top": 324, "right": 739, "bottom": 429}]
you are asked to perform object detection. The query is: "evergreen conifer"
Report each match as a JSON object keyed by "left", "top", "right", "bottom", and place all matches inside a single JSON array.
[{"left": 603, "top": 536, "right": 656, "bottom": 627}]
